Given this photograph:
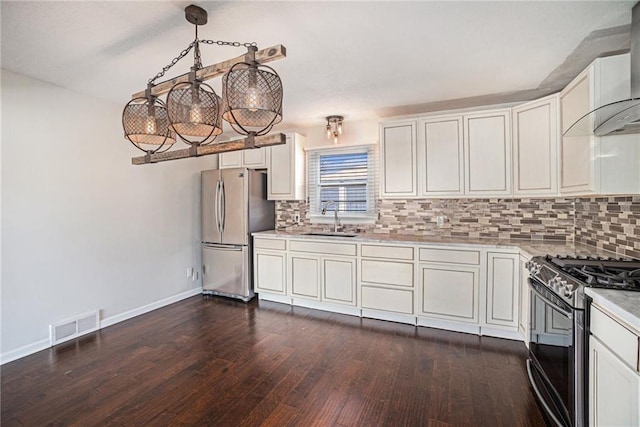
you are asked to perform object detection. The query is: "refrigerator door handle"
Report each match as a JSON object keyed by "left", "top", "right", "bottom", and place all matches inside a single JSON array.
[
  {"left": 203, "top": 244, "right": 243, "bottom": 251},
  {"left": 215, "top": 180, "right": 222, "bottom": 235},
  {"left": 220, "top": 180, "right": 226, "bottom": 234}
]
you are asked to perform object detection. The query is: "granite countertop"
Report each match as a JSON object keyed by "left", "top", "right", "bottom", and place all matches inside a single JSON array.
[
  {"left": 585, "top": 288, "right": 640, "bottom": 331},
  {"left": 252, "top": 229, "right": 619, "bottom": 259}
]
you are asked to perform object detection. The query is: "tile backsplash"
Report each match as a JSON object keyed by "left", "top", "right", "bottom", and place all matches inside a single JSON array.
[
  {"left": 574, "top": 196, "right": 640, "bottom": 259},
  {"left": 276, "top": 196, "right": 640, "bottom": 257}
]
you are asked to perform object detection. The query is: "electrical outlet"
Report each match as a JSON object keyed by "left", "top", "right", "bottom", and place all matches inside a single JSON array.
[
  {"left": 187, "top": 267, "right": 193, "bottom": 279},
  {"left": 436, "top": 215, "right": 445, "bottom": 227},
  {"left": 293, "top": 213, "right": 300, "bottom": 224},
  {"left": 192, "top": 271, "right": 198, "bottom": 281}
]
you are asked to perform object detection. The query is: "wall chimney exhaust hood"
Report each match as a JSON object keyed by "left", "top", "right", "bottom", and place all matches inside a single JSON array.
[{"left": 564, "top": 2, "right": 640, "bottom": 137}]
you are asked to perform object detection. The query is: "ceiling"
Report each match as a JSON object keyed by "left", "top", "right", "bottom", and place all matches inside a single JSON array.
[{"left": 1, "top": 1, "right": 636, "bottom": 131}]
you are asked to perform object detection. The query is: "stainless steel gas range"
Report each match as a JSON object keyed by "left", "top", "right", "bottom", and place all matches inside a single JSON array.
[{"left": 525, "top": 255, "right": 640, "bottom": 427}]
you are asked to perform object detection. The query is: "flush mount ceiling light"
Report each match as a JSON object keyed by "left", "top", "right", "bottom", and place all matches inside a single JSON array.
[
  {"left": 325, "top": 115, "right": 344, "bottom": 144},
  {"left": 122, "top": 5, "right": 286, "bottom": 165}
]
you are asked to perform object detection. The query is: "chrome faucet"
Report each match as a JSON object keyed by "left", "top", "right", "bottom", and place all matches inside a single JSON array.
[{"left": 321, "top": 200, "right": 340, "bottom": 232}]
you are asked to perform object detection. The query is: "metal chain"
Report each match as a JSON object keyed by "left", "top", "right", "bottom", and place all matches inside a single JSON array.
[
  {"left": 200, "top": 40, "right": 257, "bottom": 48},
  {"left": 147, "top": 39, "right": 256, "bottom": 85},
  {"left": 148, "top": 41, "right": 197, "bottom": 84}
]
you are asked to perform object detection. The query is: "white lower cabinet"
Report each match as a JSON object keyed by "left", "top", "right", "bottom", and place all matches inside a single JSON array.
[
  {"left": 289, "top": 254, "right": 321, "bottom": 300},
  {"left": 485, "top": 252, "right": 519, "bottom": 328},
  {"left": 360, "top": 244, "right": 415, "bottom": 317},
  {"left": 588, "top": 304, "right": 640, "bottom": 427},
  {"left": 361, "top": 286, "right": 413, "bottom": 314},
  {"left": 287, "top": 240, "right": 357, "bottom": 306},
  {"left": 321, "top": 257, "right": 356, "bottom": 306},
  {"left": 254, "top": 237, "right": 287, "bottom": 296},
  {"left": 418, "top": 263, "right": 479, "bottom": 323},
  {"left": 253, "top": 236, "right": 524, "bottom": 340},
  {"left": 254, "top": 251, "right": 287, "bottom": 295},
  {"left": 589, "top": 336, "right": 640, "bottom": 427}
]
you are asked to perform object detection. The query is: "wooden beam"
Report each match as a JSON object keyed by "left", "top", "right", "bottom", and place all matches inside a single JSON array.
[
  {"left": 131, "top": 44, "right": 287, "bottom": 99},
  {"left": 131, "top": 133, "right": 286, "bottom": 165}
]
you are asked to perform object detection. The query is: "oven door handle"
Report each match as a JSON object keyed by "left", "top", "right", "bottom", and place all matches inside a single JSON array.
[
  {"left": 529, "top": 282, "right": 573, "bottom": 320},
  {"left": 526, "top": 359, "right": 566, "bottom": 427}
]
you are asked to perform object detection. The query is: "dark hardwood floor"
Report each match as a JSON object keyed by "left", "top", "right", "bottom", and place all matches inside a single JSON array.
[{"left": 2, "top": 296, "right": 547, "bottom": 426}]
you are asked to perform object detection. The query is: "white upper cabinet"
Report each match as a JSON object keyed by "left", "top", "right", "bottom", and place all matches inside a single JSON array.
[
  {"left": 379, "top": 120, "right": 417, "bottom": 198},
  {"left": 560, "top": 53, "right": 640, "bottom": 195},
  {"left": 463, "top": 110, "right": 512, "bottom": 196},
  {"left": 512, "top": 94, "right": 559, "bottom": 196},
  {"left": 418, "top": 116, "right": 465, "bottom": 197},
  {"left": 267, "top": 133, "right": 307, "bottom": 200},
  {"left": 219, "top": 146, "right": 269, "bottom": 169}
]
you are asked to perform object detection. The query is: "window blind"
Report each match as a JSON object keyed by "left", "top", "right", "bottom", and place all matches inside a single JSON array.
[{"left": 307, "top": 145, "right": 377, "bottom": 219}]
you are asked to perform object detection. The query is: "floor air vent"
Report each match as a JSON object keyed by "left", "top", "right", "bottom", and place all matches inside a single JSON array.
[{"left": 50, "top": 311, "right": 100, "bottom": 346}]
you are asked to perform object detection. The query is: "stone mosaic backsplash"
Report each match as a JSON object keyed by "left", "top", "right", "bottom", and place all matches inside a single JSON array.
[
  {"left": 276, "top": 196, "right": 640, "bottom": 257},
  {"left": 276, "top": 198, "right": 576, "bottom": 242},
  {"left": 574, "top": 196, "right": 640, "bottom": 259}
]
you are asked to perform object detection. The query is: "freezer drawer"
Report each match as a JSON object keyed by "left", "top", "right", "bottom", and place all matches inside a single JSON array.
[{"left": 202, "top": 244, "right": 253, "bottom": 301}]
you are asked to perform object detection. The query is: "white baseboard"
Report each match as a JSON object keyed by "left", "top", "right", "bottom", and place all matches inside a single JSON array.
[
  {"left": 0, "top": 287, "right": 202, "bottom": 365},
  {"left": 101, "top": 287, "right": 201, "bottom": 328},
  {"left": 0, "top": 338, "right": 50, "bottom": 365},
  {"left": 480, "top": 326, "right": 523, "bottom": 341},
  {"left": 292, "top": 298, "right": 361, "bottom": 317},
  {"left": 257, "top": 293, "right": 292, "bottom": 305},
  {"left": 362, "top": 309, "right": 417, "bottom": 326},
  {"left": 417, "top": 316, "right": 480, "bottom": 335}
]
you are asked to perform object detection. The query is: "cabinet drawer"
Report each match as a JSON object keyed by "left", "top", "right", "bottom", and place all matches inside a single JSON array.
[
  {"left": 361, "top": 286, "right": 413, "bottom": 314},
  {"left": 361, "top": 244, "right": 414, "bottom": 260},
  {"left": 419, "top": 248, "right": 480, "bottom": 265},
  {"left": 254, "top": 238, "right": 286, "bottom": 251},
  {"left": 361, "top": 260, "right": 414, "bottom": 287},
  {"left": 591, "top": 305, "right": 639, "bottom": 370},
  {"left": 290, "top": 240, "right": 357, "bottom": 256}
]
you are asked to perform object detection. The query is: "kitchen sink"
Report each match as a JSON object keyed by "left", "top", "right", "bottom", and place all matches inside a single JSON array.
[{"left": 302, "top": 232, "right": 358, "bottom": 238}]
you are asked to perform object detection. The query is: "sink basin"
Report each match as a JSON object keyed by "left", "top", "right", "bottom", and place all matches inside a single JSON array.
[{"left": 302, "top": 232, "right": 358, "bottom": 238}]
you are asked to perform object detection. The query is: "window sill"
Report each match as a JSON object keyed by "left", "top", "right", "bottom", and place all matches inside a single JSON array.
[{"left": 308, "top": 214, "right": 377, "bottom": 225}]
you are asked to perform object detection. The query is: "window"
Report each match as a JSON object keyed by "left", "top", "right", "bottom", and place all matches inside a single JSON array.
[{"left": 307, "top": 145, "right": 377, "bottom": 223}]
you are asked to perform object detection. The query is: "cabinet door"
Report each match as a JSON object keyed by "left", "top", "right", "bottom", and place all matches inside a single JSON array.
[
  {"left": 418, "top": 116, "right": 464, "bottom": 196},
  {"left": 242, "top": 147, "right": 268, "bottom": 169},
  {"left": 268, "top": 134, "right": 293, "bottom": 199},
  {"left": 519, "top": 255, "right": 530, "bottom": 341},
  {"left": 288, "top": 254, "right": 320, "bottom": 300},
  {"left": 380, "top": 121, "right": 417, "bottom": 197},
  {"left": 464, "top": 111, "right": 512, "bottom": 196},
  {"left": 219, "top": 151, "right": 242, "bottom": 169},
  {"left": 559, "top": 69, "right": 594, "bottom": 194},
  {"left": 512, "top": 95, "right": 558, "bottom": 196},
  {"left": 418, "top": 264, "right": 479, "bottom": 323},
  {"left": 322, "top": 257, "right": 356, "bottom": 306},
  {"left": 254, "top": 250, "right": 286, "bottom": 295},
  {"left": 589, "top": 336, "right": 640, "bottom": 427},
  {"left": 486, "top": 252, "right": 519, "bottom": 328}
]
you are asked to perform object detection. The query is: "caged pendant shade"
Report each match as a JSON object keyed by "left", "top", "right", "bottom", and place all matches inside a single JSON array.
[
  {"left": 166, "top": 80, "right": 222, "bottom": 145},
  {"left": 123, "top": 96, "right": 176, "bottom": 152},
  {"left": 222, "top": 58, "right": 283, "bottom": 136},
  {"left": 122, "top": 5, "right": 288, "bottom": 164}
]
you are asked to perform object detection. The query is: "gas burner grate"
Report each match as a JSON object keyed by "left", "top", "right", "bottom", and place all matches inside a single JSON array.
[{"left": 545, "top": 255, "right": 640, "bottom": 291}]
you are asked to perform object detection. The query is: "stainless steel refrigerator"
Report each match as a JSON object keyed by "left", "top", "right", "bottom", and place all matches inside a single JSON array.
[{"left": 201, "top": 168, "right": 274, "bottom": 301}]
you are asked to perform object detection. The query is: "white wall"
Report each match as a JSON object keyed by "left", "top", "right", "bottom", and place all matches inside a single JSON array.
[{"left": 1, "top": 70, "right": 217, "bottom": 361}]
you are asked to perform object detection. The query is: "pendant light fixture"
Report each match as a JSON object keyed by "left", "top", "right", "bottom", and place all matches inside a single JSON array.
[
  {"left": 325, "top": 115, "right": 344, "bottom": 144},
  {"left": 222, "top": 45, "right": 283, "bottom": 146},
  {"left": 122, "top": 5, "right": 286, "bottom": 164},
  {"left": 122, "top": 86, "right": 176, "bottom": 155}
]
